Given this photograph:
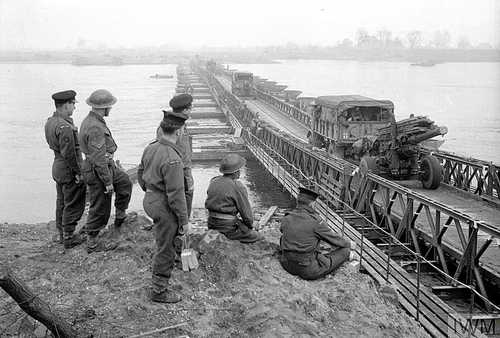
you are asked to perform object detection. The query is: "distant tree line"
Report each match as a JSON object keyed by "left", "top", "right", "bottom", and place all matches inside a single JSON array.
[{"left": 348, "top": 28, "right": 493, "bottom": 50}]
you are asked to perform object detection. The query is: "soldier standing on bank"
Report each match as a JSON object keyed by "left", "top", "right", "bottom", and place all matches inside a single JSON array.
[
  {"left": 137, "top": 110, "right": 190, "bottom": 303},
  {"left": 279, "top": 187, "right": 356, "bottom": 280},
  {"left": 44, "top": 90, "right": 86, "bottom": 249},
  {"left": 79, "top": 89, "right": 132, "bottom": 253},
  {"left": 205, "top": 154, "right": 263, "bottom": 243}
]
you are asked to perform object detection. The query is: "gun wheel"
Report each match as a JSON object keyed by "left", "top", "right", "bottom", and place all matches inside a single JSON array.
[{"left": 420, "top": 155, "right": 442, "bottom": 189}]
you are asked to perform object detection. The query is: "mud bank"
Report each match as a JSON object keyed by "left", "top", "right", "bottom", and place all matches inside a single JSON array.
[{"left": 0, "top": 209, "right": 429, "bottom": 337}]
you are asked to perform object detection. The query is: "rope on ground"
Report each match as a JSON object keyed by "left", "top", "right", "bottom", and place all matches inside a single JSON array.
[{"left": 127, "top": 321, "right": 189, "bottom": 338}]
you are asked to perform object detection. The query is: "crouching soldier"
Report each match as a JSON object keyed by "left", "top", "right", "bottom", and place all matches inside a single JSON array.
[
  {"left": 279, "top": 187, "right": 354, "bottom": 280},
  {"left": 138, "top": 110, "right": 190, "bottom": 303},
  {"left": 205, "top": 154, "right": 262, "bottom": 243}
]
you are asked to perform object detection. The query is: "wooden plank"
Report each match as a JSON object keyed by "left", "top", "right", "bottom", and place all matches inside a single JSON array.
[{"left": 257, "top": 206, "right": 278, "bottom": 230}]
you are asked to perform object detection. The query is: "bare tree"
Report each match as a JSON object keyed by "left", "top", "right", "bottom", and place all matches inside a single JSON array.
[
  {"left": 355, "top": 28, "right": 369, "bottom": 47},
  {"left": 377, "top": 29, "right": 392, "bottom": 47},
  {"left": 406, "top": 30, "right": 423, "bottom": 49},
  {"left": 432, "top": 30, "right": 451, "bottom": 48}
]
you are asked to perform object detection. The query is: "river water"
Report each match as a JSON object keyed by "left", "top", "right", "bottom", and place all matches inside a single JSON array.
[{"left": 0, "top": 61, "right": 498, "bottom": 223}]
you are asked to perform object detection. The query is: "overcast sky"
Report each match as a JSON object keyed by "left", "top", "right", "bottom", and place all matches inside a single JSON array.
[{"left": 1, "top": 0, "right": 499, "bottom": 50}]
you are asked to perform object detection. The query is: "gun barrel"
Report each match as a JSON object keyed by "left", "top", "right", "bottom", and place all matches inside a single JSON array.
[{"left": 407, "top": 126, "right": 448, "bottom": 144}]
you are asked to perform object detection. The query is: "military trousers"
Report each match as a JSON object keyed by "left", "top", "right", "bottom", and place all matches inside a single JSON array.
[
  {"left": 207, "top": 216, "right": 262, "bottom": 243},
  {"left": 279, "top": 247, "right": 350, "bottom": 280},
  {"left": 84, "top": 163, "right": 132, "bottom": 235},
  {"left": 55, "top": 180, "right": 86, "bottom": 235},
  {"left": 143, "top": 191, "right": 179, "bottom": 293}
]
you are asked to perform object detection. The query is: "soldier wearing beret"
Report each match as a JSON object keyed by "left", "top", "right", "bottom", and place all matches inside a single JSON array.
[
  {"left": 138, "top": 110, "right": 190, "bottom": 303},
  {"left": 279, "top": 187, "right": 355, "bottom": 280},
  {"left": 205, "top": 154, "right": 263, "bottom": 243},
  {"left": 79, "top": 89, "right": 132, "bottom": 253},
  {"left": 44, "top": 90, "right": 86, "bottom": 249},
  {"left": 169, "top": 93, "right": 194, "bottom": 218}
]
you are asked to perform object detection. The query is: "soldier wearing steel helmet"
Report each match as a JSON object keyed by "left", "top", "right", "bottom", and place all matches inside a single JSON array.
[
  {"left": 44, "top": 90, "right": 86, "bottom": 249},
  {"left": 79, "top": 89, "right": 132, "bottom": 253},
  {"left": 137, "top": 110, "right": 190, "bottom": 304},
  {"left": 279, "top": 187, "right": 355, "bottom": 280},
  {"left": 205, "top": 154, "right": 263, "bottom": 243}
]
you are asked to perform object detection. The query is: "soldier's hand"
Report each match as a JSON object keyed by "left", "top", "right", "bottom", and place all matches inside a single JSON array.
[
  {"left": 105, "top": 184, "right": 114, "bottom": 194},
  {"left": 183, "top": 222, "right": 193, "bottom": 235},
  {"left": 350, "top": 240, "right": 357, "bottom": 250}
]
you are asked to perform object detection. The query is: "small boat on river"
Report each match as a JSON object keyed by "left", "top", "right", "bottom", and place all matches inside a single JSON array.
[{"left": 150, "top": 74, "right": 173, "bottom": 79}]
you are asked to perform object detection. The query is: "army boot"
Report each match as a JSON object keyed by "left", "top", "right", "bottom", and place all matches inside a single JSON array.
[
  {"left": 150, "top": 289, "right": 182, "bottom": 304},
  {"left": 64, "top": 232, "right": 85, "bottom": 249},
  {"left": 52, "top": 232, "right": 63, "bottom": 244},
  {"left": 87, "top": 235, "right": 118, "bottom": 254},
  {"left": 110, "top": 210, "right": 127, "bottom": 239}
]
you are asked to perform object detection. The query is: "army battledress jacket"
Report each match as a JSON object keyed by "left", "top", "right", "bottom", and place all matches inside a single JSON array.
[
  {"left": 44, "top": 112, "right": 82, "bottom": 183},
  {"left": 78, "top": 111, "right": 117, "bottom": 185}
]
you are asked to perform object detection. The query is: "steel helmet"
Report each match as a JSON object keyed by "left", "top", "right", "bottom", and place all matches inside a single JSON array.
[
  {"left": 219, "top": 154, "right": 246, "bottom": 174},
  {"left": 86, "top": 89, "right": 117, "bottom": 108}
]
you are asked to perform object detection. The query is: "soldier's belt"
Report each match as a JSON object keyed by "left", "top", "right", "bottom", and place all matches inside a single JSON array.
[{"left": 208, "top": 211, "right": 237, "bottom": 220}]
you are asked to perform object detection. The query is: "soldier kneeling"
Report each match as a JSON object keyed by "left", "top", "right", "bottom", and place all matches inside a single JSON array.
[{"left": 279, "top": 187, "right": 355, "bottom": 280}]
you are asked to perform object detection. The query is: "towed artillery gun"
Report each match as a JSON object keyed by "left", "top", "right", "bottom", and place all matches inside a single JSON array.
[
  {"left": 355, "top": 116, "right": 448, "bottom": 189},
  {"left": 308, "top": 95, "right": 447, "bottom": 189}
]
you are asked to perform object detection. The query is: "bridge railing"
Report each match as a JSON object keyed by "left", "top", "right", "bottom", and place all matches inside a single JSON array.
[
  {"left": 254, "top": 88, "right": 312, "bottom": 127},
  {"left": 199, "top": 64, "right": 500, "bottom": 321},
  {"left": 243, "top": 126, "right": 500, "bottom": 337},
  {"left": 220, "top": 67, "right": 500, "bottom": 202},
  {"left": 421, "top": 148, "right": 500, "bottom": 202}
]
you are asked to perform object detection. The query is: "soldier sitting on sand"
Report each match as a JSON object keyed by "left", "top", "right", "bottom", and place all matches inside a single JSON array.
[
  {"left": 279, "top": 187, "right": 356, "bottom": 280},
  {"left": 205, "top": 154, "right": 263, "bottom": 243}
]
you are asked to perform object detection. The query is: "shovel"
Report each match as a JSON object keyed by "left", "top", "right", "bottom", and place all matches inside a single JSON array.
[{"left": 181, "top": 235, "right": 199, "bottom": 272}]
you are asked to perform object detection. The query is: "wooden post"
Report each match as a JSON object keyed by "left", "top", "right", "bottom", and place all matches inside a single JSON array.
[{"left": 0, "top": 265, "right": 80, "bottom": 338}]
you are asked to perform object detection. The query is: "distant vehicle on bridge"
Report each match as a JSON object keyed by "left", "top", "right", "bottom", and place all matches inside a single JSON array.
[
  {"left": 308, "top": 95, "right": 447, "bottom": 189},
  {"left": 231, "top": 71, "right": 254, "bottom": 97}
]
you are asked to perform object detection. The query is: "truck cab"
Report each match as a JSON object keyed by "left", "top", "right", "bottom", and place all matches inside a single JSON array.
[
  {"left": 231, "top": 71, "right": 254, "bottom": 97},
  {"left": 310, "top": 95, "right": 395, "bottom": 158}
]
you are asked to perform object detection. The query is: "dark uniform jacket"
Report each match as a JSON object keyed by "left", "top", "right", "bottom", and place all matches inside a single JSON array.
[
  {"left": 137, "top": 138, "right": 188, "bottom": 226},
  {"left": 280, "top": 205, "right": 350, "bottom": 254},
  {"left": 44, "top": 112, "right": 82, "bottom": 183},
  {"left": 79, "top": 111, "right": 117, "bottom": 186},
  {"left": 205, "top": 176, "right": 253, "bottom": 227}
]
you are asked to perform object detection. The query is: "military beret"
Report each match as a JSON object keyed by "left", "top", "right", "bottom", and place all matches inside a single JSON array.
[
  {"left": 52, "top": 90, "right": 77, "bottom": 103},
  {"left": 297, "top": 187, "right": 319, "bottom": 203},
  {"left": 161, "top": 110, "right": 188, "bottom": 126},
  {"left": 169, "top": 94, "right": 193, "bottom": 110}
]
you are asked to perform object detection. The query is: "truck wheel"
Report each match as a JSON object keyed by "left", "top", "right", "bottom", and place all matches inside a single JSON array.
[
  {"left": 360, "top": 156, "right": 378, "bottom": 177},
  {"left": 420, "top": 155, "right": 442, "bottom": 189}
]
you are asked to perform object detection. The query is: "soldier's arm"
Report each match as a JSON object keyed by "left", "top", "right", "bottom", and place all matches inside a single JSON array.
[
  {"left": 234, "top": 181, "right": 254, "bottom": 228},
  {"left": 57, "top": 125, "right": 81, "bottom": 175},
  {"left": 183, "top": 167, "right": 194, "bottom": 192},
  {"left": 137, "top": 153, "right": 146, "bottom": 192},
  {"left": 314, "top": 220, "right": 351, "bottom": 248},
  {"left": 161, "top": 159, "right": 188, "bottom": 226},
  {"left": 86, "top": 126, "right": 112, "bottom": 186}
]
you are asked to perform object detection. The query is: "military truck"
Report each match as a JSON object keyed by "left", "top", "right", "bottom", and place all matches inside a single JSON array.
[
  {"left": 231, "top": 71, "right": 254, "bottom": 97},
  {"left": 309, "top": 95, "right": 447, "bottom": 189}
]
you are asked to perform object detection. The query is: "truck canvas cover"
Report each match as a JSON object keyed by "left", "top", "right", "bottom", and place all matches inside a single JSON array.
[{"left": 316, "top": 95, "right": 394, "bottom": 112}]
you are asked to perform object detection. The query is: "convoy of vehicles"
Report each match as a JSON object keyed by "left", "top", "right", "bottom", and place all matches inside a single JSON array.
[{"left": 218, "top": 67, "right": 447, "bottom": 189}]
